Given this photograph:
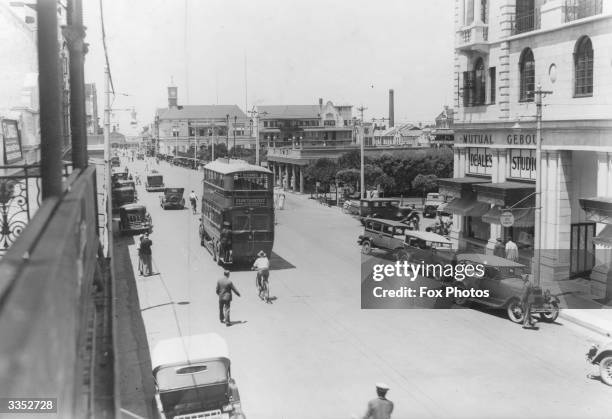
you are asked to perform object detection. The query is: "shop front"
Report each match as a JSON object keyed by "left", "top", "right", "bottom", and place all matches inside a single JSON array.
[{"left": 579, "top": 196, "right": 612, "bottom": 300}]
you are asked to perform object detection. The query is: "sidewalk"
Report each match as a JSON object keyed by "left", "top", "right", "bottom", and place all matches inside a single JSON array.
[{"left": 559, "top": 307, "right": 612, "bottom": 338}]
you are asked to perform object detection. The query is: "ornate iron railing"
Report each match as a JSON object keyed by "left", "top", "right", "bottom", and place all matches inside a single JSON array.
[{"left": 0, "top": 163, "right": 72, "bottom": 256}]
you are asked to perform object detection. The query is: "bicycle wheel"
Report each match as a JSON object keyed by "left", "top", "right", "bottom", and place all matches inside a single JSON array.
[{"left": 263, "top": 280, "right": 270, "bottom": 302}]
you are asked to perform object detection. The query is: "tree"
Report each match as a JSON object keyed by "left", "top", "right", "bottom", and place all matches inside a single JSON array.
[
  {"left": 412, "top": 174, "right": 439, "bottom": 203},
  {"left": 337, "top": 150, "right": 362, "bottom": 169},
  {"left": 335, "top": 168, "right": 360, "bottom": 191},
  {"left": 304, "top": 158, "right": 339, "bottom": 191}
]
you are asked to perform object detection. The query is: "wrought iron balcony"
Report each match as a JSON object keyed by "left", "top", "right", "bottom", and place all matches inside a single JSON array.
[
  {"left": 564, "top": 0, "right": 602, "bottom": 22},
  {"left": 511, "top": 8, "right": 541, "bottom": 35}
]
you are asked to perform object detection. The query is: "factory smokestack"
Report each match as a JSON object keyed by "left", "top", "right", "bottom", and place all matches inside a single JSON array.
[{"left": 388, "top": 89, "right": 394, "bottom": 128}]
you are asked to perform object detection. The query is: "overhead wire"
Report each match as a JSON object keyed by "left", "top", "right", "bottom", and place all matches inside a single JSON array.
[{"left": 98, "top": 0, "right": 115, "bottom": 95}]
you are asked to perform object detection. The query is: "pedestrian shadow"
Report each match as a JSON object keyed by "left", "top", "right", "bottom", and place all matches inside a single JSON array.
[{"left": 227, "top": 320, "right": 248, "bottom": 327}]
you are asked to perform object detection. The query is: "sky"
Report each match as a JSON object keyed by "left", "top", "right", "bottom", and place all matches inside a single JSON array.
[{"left": 83, "top": 0, "right": 455, "bottom": 133}]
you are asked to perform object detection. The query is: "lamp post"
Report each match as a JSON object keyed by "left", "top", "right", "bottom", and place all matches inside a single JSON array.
[
  {"left": 226, "top": 114, "right": 230, "bottom": 158},
  {"left": 248, "top": 108, "right": 268, "bottom": 166},
  {"left": 233, "top": 115, "right": 237, "bottom": 158}
]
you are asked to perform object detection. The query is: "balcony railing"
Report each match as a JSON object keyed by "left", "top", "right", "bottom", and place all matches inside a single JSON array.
[
  {"left": 457, "top": 24, "right": 488, "bottom": 50},
  {"left": 564, "top": 0, "right": 602, "bottom": 22},
  {"left": 0, "top": 163, "right": 72, "bottom": 256},
  {"left": 511, "top": 8, "right": 541, "bottom": 35}
]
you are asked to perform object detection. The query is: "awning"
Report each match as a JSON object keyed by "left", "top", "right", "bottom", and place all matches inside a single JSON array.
[
  {"left": 593, "top": 225, "right": 612, "bottom": 248},
  {"left": 474, "top": 181, "right": 534, "bottom": 207},
  {"left": 481, "top": 205, "right": 535, "bottom": 227},
  {"left": 579, "top": 197, "right": 612, "bottom": 224},
  {"left": 438, "top": 177, "right": 490, "bottom": 199},
  {"left": 444, "top": 197, "right": 490, "bottom": 217}
]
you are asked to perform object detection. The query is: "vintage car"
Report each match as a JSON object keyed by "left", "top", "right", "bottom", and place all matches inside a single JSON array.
[
  {"left": 118, "top": 204, "right": 152, "bottom": 234},
  {"left": 152, "top": 334, "right": 245, "bottom": 419},
  {"left": 112, "top": 186, "right": 137, "bottom": 209},
  {"left": 358, "top": 219, "right": 417, "bottom": 259},
  {"left": 359, "top": 198, "right": 420, "bottom": 226},
  {"left": 452, "top": 253, "right": 560, "bottom": 323},
  {"left": 395, "top": 230, "right": 455, "bottom": 268},
  {"left": 145, "top": 174, "right": 165, "bottom": 192},
  {"left": 110, "top": 156, "right": 121, "bottom": 167},
  {"left": 160, "top": 187, "right": 186, "bottom": 209},
  {"left": 586, "top": 340, "right": 612, "bottom": 386},
  {"left": 422, "top": 192, "right": 445, "bottom": 218},
  {"left": 111, "top": 171, "right": 129, "bottom": 184}
]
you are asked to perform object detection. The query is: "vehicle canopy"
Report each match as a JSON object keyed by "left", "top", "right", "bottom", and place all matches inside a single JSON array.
[
  {"left": 163, "top": 187, "right": 184, "bottom": 196},
  {"left": 204, "top": 158, "right": 272, "bottom": 175},
  {"left": 405, "top": 231, "right": 453, "bottom": 248},
  {"left": 112, "top": 171, "right": 129, "bottom": 182},
  {"left": 360, "top": 198, "right": 400, "bottom": 206},
  {"left": 147, "top": 174, "right": 164, "bottom": 185},
  {"left": 112, "top": 186, "right": 136, "bottom": 198},
  {"left": 115, "top": 180, "right": 135, "bottom": 189},
  {"left": 119, "top": 203, "right": 147, "bottom": 216},
  {"left": 152, "top": 333, "right": 230, "bottom": 392}
]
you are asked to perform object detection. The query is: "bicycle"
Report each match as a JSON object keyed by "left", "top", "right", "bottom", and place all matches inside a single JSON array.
[{"left": 255, "top": 270, "right": 270, "bottom": 303}]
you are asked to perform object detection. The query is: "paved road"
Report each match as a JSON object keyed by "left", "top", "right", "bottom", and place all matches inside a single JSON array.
[{"left": 120, "top": 157, "right": 611, "bottom": 419}]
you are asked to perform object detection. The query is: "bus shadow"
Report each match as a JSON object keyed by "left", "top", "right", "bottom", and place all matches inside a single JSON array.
[{"left": 270, "top": 251, "right": 296, "bottom": 271}]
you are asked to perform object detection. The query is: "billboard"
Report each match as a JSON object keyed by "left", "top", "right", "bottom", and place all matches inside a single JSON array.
[{"left": 2, "top": 119, "right": 22, "bottom": 164}]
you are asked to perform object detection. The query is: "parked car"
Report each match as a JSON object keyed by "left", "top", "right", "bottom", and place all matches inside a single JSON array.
[
  {"left": 118, "top": 203, "right": 152, "bottom": 235},
  {"left": 110, "top": 156, "right": 121, "bottom": 167},
  {"left": 112, "top": 186, "right": 137, "bottom": 209},
  {"left": 152, "top": 333, "right": 246, "bottom": 419},
  {"left": 358, "top": 218, "right": 417, "bottom": 260},
  {"left": 160, "top": 187, "right": 186, "bottom": 209},
  {"left": 359, "top": 198, "right": 420, "bottom": 227},
  {"left": 394, "top": 230, "right": 454, "bottom": 269},
  {"left": 586, "top": 341, "right": 612, "bottom": 386},
  {"left": 137, "top": 153, "right": 145, "bottom": 160},
  {"left": 111, "top": 171, "right": 129, "bottom": 185},
  {"left": 452, "top": 253, "right": 560, "bottom": 323},
  {"left": 422, "top": 192, "right": 445, "bottom": 218},
  {"left": 145, "top": 174, "right": 165, "bottom": 192}
]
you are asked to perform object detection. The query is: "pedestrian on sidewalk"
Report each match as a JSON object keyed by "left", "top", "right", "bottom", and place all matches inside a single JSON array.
[
  {"left": 216, "top": 270, "right": 241, "bottom": 326},
  {"left": 505, "top": 238, "right": 519, "bottom": 262},
  {"left": 362, "top": 383, "right": 393, "bottom": 419},
  {"left": 139, "top": 232, "right": 153, "bottom": 276},
  {"left": 521, "top": 275, "right": 536, "bottom": 329}
]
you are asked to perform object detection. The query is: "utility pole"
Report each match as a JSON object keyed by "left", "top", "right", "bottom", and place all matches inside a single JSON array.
[
  {"left": 357, "top": 105, "right": 367, "bottom": 122},
  {"left": 211, "top": 121, "right": 216, "bottom": 161},
  {"left": 226, "top": 114, "right": 230, "bottom": 158},
  {"left": 356, "top": 106, "right": 367, "bottom": 199},
  {"left": 533, "top": 84, "right": 552, "bottom": 287},
  {"left": 104, "top": 64, "right": 113, "bottom": 257},
  {"left": 233, "top": 115, "right": 237, "bottom": 158},
  {"left": 248, "top": 108, "right": 268, "bottom": 166}
]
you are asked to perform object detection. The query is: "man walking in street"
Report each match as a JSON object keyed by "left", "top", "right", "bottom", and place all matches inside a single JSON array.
[
  {"left": 189, "top": 190, "right": 198, "bottom": 214},
  {"left": 362, "top": 383, "right": 394, "bottom": 419},
  {"left": 139, "top": 232, "right": 153, "bottom": 276},
  {"left": 216, "top": 270, "right": 241, "bottom": 326}
]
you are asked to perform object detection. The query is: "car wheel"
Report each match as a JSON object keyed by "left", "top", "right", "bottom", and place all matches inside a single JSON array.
[
  {"left": 539, "top": 301, "right": 559, "bottom": 323},
  {"left": 506, "top": 299, "right": 525, "bottom": 323},
  {"left": 394, "top": 249, "right": 410, "bottom": 262},
  {"left": 361, "top": 241, "right": 372, "bottom": 255},
  {"left": 599, "top": 356, "right": 612, "bottom": 386},
  {"left": 454, "top": 283, "right": 469, "bottom": 306}
]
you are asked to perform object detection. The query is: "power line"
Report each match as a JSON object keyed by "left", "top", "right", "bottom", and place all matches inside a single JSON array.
[{"left": 98, "top": 0, "right": 115, "bottom": 95}]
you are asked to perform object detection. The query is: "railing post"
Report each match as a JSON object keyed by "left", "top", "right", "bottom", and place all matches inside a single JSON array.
[
  {"left": 37, "top": 0, "right": 64, "bottom": 199},
  {"left": 65, "top": 0, "right": 88, "bottom": 169}
]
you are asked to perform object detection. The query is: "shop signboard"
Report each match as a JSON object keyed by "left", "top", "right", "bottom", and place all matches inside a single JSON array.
[
  {"left": 500, "top": 211, "right": 515, "bottom": 227},
  {"left": 509, "top": 149, "right": 536, "bottom": 180},
  {"left": 467, "top": 147, "right": 493, "bottom": 175},
  {"left": 2, "top": 119, "right": 22, "bottom": 164}
]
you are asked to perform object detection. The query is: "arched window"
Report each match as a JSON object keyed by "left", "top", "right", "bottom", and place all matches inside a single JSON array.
[
  {"left": 474, "top": 58, "right": 486, "bottom": 105},
  {"left": 519, "top": 48, "right": 535, "bottom": 102},
  {"left": 574, "top": 36, "right": 593, "bottom": 96}
]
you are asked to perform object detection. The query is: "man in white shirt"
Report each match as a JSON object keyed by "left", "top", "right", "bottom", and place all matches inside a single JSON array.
[
  {"left": 188, "top": 190, "right": 198, "bottom": 214},
  {"left": 252, "top": 250, "right": 270, "bottom": 299}
]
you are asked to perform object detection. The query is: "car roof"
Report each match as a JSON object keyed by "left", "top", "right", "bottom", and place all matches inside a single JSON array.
[
  {"left": 164, "top": 187, "right": 184, "bottom": 192},
  {"left": 405, "top": 231, "right": 452, "bottom": 243},
  {"left": 360, "top": 198, "right": 400, "bottom": 202},
  {"left": 151, "top": 333, "right": 229, "bottom": 371},
  {"left": 120, "top": 203, "right": 146, "bottom": 211},
  {"left": 204, "top": 158, "right": 272, "bottom": 175},
  {"left": 457, "top": 253, "right": 525, "bottom": 268}
]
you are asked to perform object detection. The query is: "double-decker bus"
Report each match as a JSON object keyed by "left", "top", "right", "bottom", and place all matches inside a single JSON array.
[{"left": 199, "top": 158, "right": 274, "bottom": 265}]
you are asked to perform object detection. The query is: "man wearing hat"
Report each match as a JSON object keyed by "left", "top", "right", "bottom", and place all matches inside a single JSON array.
[
  {"left": 216, "top": 270, "right": 241, "bottom": 326},
  {"left": 219, "top": 221, "right": 232, "bottom": 263},
  {"left": 252, "top": 250, "right": 270, "bottom": 300},
  {"left": 139, "top": 232, "right": 153, "bottom": 276},
  {"left": 362, "top": 383, "right": 393, "bottom": 419}
]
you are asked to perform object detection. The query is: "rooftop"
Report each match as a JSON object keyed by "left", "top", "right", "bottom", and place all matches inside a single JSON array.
[
  {"left": 257, "top": 105, "right": 321, "bottom": 119},
  {"left": 157, "top": 105, "right": 247, "bottom": 121}
]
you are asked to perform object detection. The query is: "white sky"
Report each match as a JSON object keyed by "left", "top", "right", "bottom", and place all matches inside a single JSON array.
[{"left": 83, "top": 0, "right": 455, "bottom": 131}]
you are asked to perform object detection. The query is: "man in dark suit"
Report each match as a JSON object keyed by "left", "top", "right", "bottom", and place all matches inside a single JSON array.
[{"left": 216, "top": 270, "right": 241, "bottom": 326}]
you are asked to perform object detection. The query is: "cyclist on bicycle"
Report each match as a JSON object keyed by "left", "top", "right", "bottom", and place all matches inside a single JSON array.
[
  {"left": 189, "top": 190, "right": 198, "bottom": 214},
  {"left": 252, "top": 250, "right": 270, "bottom": 300}
]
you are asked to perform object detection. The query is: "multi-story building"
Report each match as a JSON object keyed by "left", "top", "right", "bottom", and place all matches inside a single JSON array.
[
  {"left": 442, "top": 0, "right": 612, "bottom": 298},
  {"left": 431, "top": 105, "right": 455, "bottom": 148},
  {"left": 155, "top": 83, "right": 249, "bottom": 156},
  {"left": 264, "top": 99, "right": 356, "bottom": 193}
]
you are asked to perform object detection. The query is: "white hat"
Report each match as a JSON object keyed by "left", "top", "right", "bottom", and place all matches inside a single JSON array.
[{"left": 375, "top": 383, "right": 389, "bottom": 391}]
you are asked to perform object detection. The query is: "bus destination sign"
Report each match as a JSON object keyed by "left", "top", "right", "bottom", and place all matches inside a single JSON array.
[{"left": 235, "top": 197, "right": 268, "bottom": 207}]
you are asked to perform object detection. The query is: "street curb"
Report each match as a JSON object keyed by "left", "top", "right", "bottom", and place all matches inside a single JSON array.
[{"left": 559, "top": 311, "right": 612, "bottom": 338}]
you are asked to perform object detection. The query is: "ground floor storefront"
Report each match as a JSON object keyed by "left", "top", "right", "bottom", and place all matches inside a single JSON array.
[{"left": 441, "top": 122, "right": 612, "bottom": 301}]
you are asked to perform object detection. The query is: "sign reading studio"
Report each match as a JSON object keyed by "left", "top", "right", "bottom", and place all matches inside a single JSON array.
[{"left": 509, "top": 149, "right": 536, "bottom": 180}]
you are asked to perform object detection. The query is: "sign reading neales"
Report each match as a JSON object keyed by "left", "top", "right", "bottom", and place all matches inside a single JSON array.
[{"left": 467, "top": 147, "right": 492, "bottom": 175}]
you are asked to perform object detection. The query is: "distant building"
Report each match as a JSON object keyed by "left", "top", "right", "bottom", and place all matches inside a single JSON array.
[
  {"left": 371, "top": 123, "right": 428, "bottom": 147},
  {"left": 154, "top": 82, "right": 249, "bottom": 156},
  {"left": 265, "top": 99, "right": 356, "bottom": 193},
  {"left": 431, "top": 105, "right": 454, "bottom": 148}
]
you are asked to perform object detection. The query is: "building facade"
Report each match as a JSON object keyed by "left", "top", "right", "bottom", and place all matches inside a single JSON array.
[
  {"left": 85, "top": 83, "right": 100, "bottom": 135},
  {"left": 155, "top": 84, "right": 250, "bottom": 156},
  {"left": 443, "top": 0, "right": 612, "bottom": 298},
  {"left": 264, "top": 100, "right": 356, "bottom": 193},
  {"left": 431, "top": 105, "right": 455, "bottom": 147}
]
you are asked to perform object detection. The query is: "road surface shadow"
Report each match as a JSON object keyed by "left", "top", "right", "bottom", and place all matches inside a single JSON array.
[
  {"left": 270, "top": 251, "right": 295, "bottom": 271},
  {"left": 227, "top": 320, "right": 248, "bottom": 327}
]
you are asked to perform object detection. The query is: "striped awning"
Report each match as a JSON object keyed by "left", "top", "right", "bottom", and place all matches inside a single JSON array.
[
  {"left": 481, "top": 205, "right": 535, "bottom": 227},
  {"left": 444, "top": 197, "right": 490, "bottom": 217}
]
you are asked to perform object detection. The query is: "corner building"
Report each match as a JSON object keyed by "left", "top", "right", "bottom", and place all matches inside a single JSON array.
[{"left": 442, "top": 0, "right": 612, "bottom": 298}]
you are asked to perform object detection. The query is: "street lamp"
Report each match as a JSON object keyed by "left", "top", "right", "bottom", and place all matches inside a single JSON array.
[
  {"left": 233, "top": 115, "right": 237, "bottom": 158},
  {"left": 226, "top": 114, "right": 230, "bottom": 158},
  {"left": 248, "top": 108, "right": 268, "bottom": 166}
]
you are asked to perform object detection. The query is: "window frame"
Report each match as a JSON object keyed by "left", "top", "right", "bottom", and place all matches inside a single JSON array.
[
  {"left": 519, "top": 48, "right": 535, "bottom": 102},
  {"left": 573, "top": 36, "right": 594, "bottom": 98}
]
